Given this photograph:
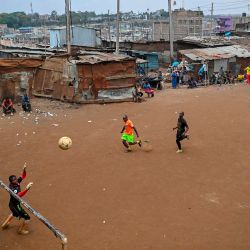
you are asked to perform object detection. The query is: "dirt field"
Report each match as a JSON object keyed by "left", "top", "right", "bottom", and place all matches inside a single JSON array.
[{"left": 1, "top": 84, "right": 250, "bottom": 250}]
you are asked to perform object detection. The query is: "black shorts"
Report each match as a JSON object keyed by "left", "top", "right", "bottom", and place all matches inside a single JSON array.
[
  {"left": 9, "top": 203, "right": 30, "bottom": 220},
  {"left": 176, "top": 133, "right": 185, "bottom": 141}
]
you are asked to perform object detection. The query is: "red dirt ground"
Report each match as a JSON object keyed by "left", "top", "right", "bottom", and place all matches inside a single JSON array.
[{"left": 1, "top": 84, "right": 250, "bottom": 250}]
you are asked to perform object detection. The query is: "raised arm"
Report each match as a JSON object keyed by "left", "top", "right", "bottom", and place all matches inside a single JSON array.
[
  {"left": 18, "top": 182, "right": 33, "bottom": 197},
  {"left": 21, "top": 164, "right": 27, "bottom": 180},
  {"left": 18, "top": 164, "right": 27, "bottom": 184}
]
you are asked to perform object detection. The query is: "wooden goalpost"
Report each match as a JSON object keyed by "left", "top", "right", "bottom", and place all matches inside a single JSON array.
[{"left": 0, "top": 180, "right": 68, "bottom": 250}]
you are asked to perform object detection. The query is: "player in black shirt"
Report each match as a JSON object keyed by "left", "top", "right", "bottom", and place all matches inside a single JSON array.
[
  {"left": 1, "top": 164, "right": 33, "bottom": 235},
  {"left": 173, "top": 112, "right": 189, "bottom": 153}
]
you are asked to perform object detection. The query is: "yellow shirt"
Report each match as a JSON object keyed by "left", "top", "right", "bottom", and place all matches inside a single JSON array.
[{"left": 245, "top": 66, "right": 250, "bottom": 75}]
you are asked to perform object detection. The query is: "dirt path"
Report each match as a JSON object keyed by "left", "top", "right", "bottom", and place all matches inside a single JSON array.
[{"left": 1, "top": 84, "right": 250, "bottom": 250}]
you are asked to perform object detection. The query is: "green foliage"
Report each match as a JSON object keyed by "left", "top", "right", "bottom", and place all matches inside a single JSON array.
[
  {"left": 0, "top": 11, "right": 97, "bottom": 28},
  {"left": 0, "top": 12, "right": 32, "bottom": 28}
]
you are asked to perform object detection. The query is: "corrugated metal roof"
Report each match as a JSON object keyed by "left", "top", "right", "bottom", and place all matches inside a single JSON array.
[
  {"left": 71, "top": 51, "right": 134, "bottom": 65},
  {"left": 220, "top": 45, "right": 250, "bottom": 58},
  {"left": 49, "top": 26, "right": 97, "bottom": 31},
  {"left": 179, "top": 45, "right": 250, "bottom": 61},
  {"left": 0, "top": 49, "right": 54, "bottom": 56}
]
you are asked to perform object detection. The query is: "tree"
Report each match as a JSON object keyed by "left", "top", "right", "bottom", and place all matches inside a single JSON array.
[{"left": 51, "top": 10, "right": 58, "bottom": 21}]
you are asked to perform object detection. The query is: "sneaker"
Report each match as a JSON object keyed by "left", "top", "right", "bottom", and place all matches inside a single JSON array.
[
  {"left": 1, "top": 222, "right": 10, "bottom": 230},
  {"left": 2, "top": 114, "right": 5, "bottom": 117},
  {"left": 10, "top": 113, "right": 13, "bottom": 116},
  {"left": 18, "top": 229, "right": 29, "bottom": 235},
  {"left": 176, "top": 149, "right": 183, "bottom": 153},
  {"left": 137, "top": 140, "right": 142, "bottom": 147}
]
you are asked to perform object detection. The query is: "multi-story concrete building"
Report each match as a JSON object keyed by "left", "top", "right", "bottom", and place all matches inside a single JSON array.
[
  {"left": 232, "top": 15, "right": 250, "bottom": 30},
  {"left": 152, "top": 21, "right": 170, "bottom": 41},
  {"left": 153, "top": 9, "right": 203, "bottom": 41},
  {"left": 173, "top": 9, "right": 203, "bottom": 40}
]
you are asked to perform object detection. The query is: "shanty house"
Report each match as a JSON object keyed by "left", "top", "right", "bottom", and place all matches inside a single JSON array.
[
  {"left": 128, "top": 51, "right": 159, "bottom": 71},
  {"left": 33, "top": 52, "right": 136, "bottom": 102},
  {"left": 178, "top": 45, "right": 250, "bottom": 75},
  {"left": 0, "top": 58, "right": 43, "bottom": 100},
  {"left": 49, "top": 26, "right": 102, "bottom": 49}
]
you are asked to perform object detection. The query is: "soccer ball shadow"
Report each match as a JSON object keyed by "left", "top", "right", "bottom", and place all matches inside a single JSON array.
[{"left": 142, "top": 140, "right": 153, "bottom": 152}]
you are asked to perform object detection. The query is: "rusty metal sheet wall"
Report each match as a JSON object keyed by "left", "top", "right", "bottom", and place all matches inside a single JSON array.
[
  {"left": 77, "top": 60, "right": 136, "bottom": 92},
  {"left": 0, "top": 58, "right": 43, "bottom": 70},
  {"left": 0, "top": 70, "right": 34, "bottom": 100},
  {"left": 39, "top": 58, "right": 65, "bottom": 72},
  {"left": 34, "top": 69, "right": 63, "bottom": 94}
]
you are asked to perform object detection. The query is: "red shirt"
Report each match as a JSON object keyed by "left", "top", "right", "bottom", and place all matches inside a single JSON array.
[{"left": 2, "top": 99, "right": 13, "bottom": 108}]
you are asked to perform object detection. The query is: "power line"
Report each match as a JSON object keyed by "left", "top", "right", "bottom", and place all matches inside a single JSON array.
[{"left": 188, "top": 0, "right": 247, "bottom": 11}]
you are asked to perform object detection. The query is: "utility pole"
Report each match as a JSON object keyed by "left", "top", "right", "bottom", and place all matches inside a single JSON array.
[
  {"left": 168, "top": 0, "right": 174, "bottom": 61},
  {"left": 115, "top": 0, "right": 120, "bottom": 55},
  {"left": 30, "top": 2, "right": 34, "bottom": 15},
  {"left": 65, "top": 0, "right": 71, "bottom": 54},
  {"left": 210, "top": 2, "right": 214, "bottom": 38},
  {"left": 198, "top": 6, "right": 202, "bottom": 38},
  {"left": 131, "top": 21, "right": 134, "bottom": 41},
  {"left": 108, "top": 10, "right": 111, "bottom": 47}
]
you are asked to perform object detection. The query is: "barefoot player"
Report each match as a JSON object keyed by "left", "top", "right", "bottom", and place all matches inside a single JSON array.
[
  {"left": 173, "top": 112, "right": 189, "bottom": 153},
  {"left": 121, "top": 115, "right": 142, "bottom": 152},
  {"left": 1, "top": 164, "right": 33, "bottom": 235}
]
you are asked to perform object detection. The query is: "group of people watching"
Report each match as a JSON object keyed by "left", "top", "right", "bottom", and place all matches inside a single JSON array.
[
  {"left": 210, "top": 67, "right": 235, "bottom": 85},
  {"left": 2, "top": 93, "right": 31, "bottom": 116},
  {"left": 172, "top": 59, "right": 250, "bottom": 88},
  {"left": 171, "top": 67, "right": 191, "bottom": 89}
]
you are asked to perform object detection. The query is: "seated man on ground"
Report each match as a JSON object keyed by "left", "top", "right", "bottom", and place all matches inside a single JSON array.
[
  {"left": 22, "top": 94, "right": 32, "bottom": 112},
  {"left": 2, "top": 97, "right": 15, "bottom": 116},
  {"left": 187, "top": 77, "right": 198, "bottom": 88},
  {"left": 133, "top": 84, "right": 143, "bottom": 102}
]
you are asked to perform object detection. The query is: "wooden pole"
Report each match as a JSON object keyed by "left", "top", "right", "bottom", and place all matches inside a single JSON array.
[
  {"left": 168, "top": 0, "right": 174, "bottom": 62},
  {"left": 65, "top": 0, "right": 71, "bottom": 55},
  {"left": 108, "top": 9, "right": 111, "bottom": 47},
  {"left": 115, "top": 0, "right": 120, "bottom": 55},
  {"left": 210, "top": 2, "right": 214, "bottom": 38},
  {"left": 0, "top": 180, "right": 68, "bottom": 249}
]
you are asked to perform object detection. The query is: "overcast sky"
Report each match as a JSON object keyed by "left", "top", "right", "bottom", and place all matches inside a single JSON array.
[{"left": 0, "top": 0, "right": 248, "bottom": 15}]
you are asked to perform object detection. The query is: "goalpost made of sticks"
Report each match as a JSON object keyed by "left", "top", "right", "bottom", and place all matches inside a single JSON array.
[{"left": 0, "top": 180, "right": 68, "bottom": 250}]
